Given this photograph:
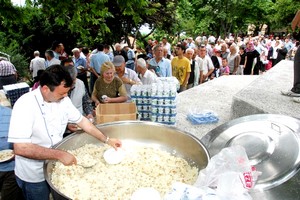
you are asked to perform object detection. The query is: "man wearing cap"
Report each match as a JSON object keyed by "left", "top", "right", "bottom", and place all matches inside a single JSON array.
[
  {"left": 113, "top": 55, "right": 141, "bottom": 99},
  {"left": 136, "top": 58, "right": 157, "bottom": 85},
  {"left": 29, "top": 51, "right": 46, "bottom": 83},
  {"left": 72, "top": 48, "right": 89, "bottom": 95}
]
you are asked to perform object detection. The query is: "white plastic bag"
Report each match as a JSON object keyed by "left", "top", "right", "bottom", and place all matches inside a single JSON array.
[{"left": 194, "top": 145, "right": 260, "bottom": 200}]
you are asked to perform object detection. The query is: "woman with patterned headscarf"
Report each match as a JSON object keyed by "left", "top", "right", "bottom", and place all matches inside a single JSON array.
[{"left": 243, "top": 41, "right": 260, "bottom": 75}]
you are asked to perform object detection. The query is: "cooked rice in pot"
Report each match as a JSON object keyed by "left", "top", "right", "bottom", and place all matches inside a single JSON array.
[{"left": 51, "top": 144, "right": 198, "bottom": 200}]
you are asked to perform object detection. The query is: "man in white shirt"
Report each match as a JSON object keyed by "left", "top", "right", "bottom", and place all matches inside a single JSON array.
[
  {"left": 45, "top": 50, "right": 60, "bottom": 68},
  {"left": 113, "top": 55, "right": 142, "bottom": 100},
  {"left": 136, "top": 58, "right": 157, "bottom": 85},
  {"left": 196, "top": 45, "right": 215, "bottom": 84},
  {"left": 29, "top": 51, "right": 45, "bottom": 81},
  {"left": 8, "top": 65, "right": 121, "bottom": 200}
]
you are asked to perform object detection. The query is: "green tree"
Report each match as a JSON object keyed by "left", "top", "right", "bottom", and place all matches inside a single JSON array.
[
  {"left": 270, "top": 0, "right": 300, "bottom": 32},
  {"left": 32, "top": 0, "right": 177, "bottom": 48}
]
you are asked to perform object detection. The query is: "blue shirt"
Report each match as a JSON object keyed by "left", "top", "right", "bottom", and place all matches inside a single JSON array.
[
  {"left": 0, "top": 106, "right": 14, "bottom": 172},
  {"left": 90, "top": 51, "right": 110, "bottom": 74},
  {"left": 106, "top": 52, "right": 114, "bottom": 62},
  {"left": 126, "top": 49, "right": 135, "bottom": 64},
  {"left": 148, "top": 57, "right": 172, "bottom": 77},
  {"left": 73, "top": 57, "right": 87, "bottom": 73}
]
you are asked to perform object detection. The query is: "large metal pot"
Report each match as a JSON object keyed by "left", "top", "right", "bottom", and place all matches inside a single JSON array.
[{"left": 44, "top": 121, "right": 210, "bottom": 200}]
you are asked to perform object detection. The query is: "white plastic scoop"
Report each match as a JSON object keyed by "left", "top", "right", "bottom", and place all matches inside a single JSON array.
[{"left": 103, "top": 148, "right": 126, "bottom": 165}]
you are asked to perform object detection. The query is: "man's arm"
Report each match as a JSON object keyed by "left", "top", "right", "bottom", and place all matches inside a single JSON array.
[
  {"left": 77, "top": 117, "right": 122, "bottom": 149},
  {"left": 14, "top": 143, "right": 76, "bottom": 165},
  {"left": 183, "top": 72, "right": 190, "bottom": 86}
]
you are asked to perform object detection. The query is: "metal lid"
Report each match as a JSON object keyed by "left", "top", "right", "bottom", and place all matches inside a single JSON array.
[{"left": 201, "top": 114, "right": 300, "bottom": 190}]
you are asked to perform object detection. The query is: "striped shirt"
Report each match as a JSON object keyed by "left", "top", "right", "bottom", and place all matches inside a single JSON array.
[{"left": 0, "top": 60, "right": 17, "bottom": 76}]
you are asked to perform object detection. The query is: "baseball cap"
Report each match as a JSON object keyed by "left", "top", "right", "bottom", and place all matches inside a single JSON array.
[{"left": 112, "top": 55, "right": 125, "bottom": 66}]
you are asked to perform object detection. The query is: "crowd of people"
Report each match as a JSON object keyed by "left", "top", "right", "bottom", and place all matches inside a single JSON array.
[{"left": 0, "top": 34, "right": 299, "bottom": 200}]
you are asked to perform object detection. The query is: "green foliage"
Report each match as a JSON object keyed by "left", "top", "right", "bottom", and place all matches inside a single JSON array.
[
  {"left": 0, "top": 32, "right": 30, "bottom": 82},
  {"left": 0, "top": 0, "right": 299, "bottom": 82},
  {"left": 271, "top": 0, "right": 300, "bottom": 31}
]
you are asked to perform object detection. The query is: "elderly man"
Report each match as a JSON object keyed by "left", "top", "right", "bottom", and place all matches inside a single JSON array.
[
  {"left": 171, "top": 44, "right": 191, "bottom": 92},
  {"left": 113, "top": 43, "right": 128, "bottom": 61},
  {"left": 136, "top": 58, "right": 157, "bottom": 85},
  {"left": 148, "top": 45, "right": 172, "bottom": 77},
  {"left": 72, "top": 48, "right": 89, "bottom": 95},
  {"left": 8, "top": 65, "right": 121, "bottom": 200},
  {"left": 113, "top": 55, "right": 141, "bottom": 100},
  {"left": 45, "top": 50, "right": 60, "bottom": 68},
  {"left": 61, "top": 58, "right": 94, "bottom": 136},
  {"left": 186, "top": 48, "right": 200, "bottom": 89},
  {"left": 29, "top": 51, "right": 46, "bottom": 82},
  {"left": 196, "top": 45, "right": 215, "bottom": 84},
  {"left": 0, "top": 57, "right": 17, "bottom": 89}
]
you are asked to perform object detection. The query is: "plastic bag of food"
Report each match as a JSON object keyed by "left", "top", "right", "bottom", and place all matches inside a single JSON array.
[{"left": 194, "top": 145, "right": 261, "bottom": 200}]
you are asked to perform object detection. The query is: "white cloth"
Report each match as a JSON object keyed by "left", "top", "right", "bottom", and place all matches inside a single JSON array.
[
  {"left": 8, "top": 88, "right": 82, "bottom": 182},
  {"left": 139, "top": 70, "right": 157, "bottom": 85},
  {"left": 69, "top": 79, "right": 86, "bottom": 114},
  {"left": 29, "top": 56, "right": 46, "bottom": 78},
  {"left": 192, "top": 60, "right": 200, "bottom": 86},
  {"left": 46, "top": 58, "right": 61, "bottom": 68},
  {"left": 195, "top": 55, "right": 214, "bottom": 75}
]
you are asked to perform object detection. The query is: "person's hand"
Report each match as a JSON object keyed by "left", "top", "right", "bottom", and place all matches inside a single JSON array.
[
  {"left": 102, "top": 97, "right": 111, "bottom": 103},
  {"left": 120, "top": 77, "right": 131, "bottom": 84},
  {"left": 67, "top": 123, "right": 78, "bottom": 132},
  {"left": 86, "top": 114, "right": 94, "bottom": 123},
  {"left": 58, "top": 151, "right": 77, "bottom": 166},
  {"left": 107, "top": 138, "right": 122, "bottom": 150},
  {"left": 95, "top": 100, "right": 100, "bottom": 107}
]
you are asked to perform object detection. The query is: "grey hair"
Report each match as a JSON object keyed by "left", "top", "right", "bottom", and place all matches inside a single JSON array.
[
  {"left": 34, "top": 51, "right": 40, "bottom": 56},
  {"left": 153, "top": 44, "right": 162, "bottom": 52},
  {"left": 64, "top": 65, "right": 77, "bottom": 80},
  {"left": 186, "top": 48, "right": 194, "bottom": 54}
]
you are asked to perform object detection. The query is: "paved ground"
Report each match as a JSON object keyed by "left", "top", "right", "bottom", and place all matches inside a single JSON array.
[{"left": 175, "top": 60, "right": 294, "bottom": 140}]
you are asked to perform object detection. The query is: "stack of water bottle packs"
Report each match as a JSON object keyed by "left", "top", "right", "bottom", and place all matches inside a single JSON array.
[
  {"left": 3, "top": 82, "right": 30, "bottom": 107},
  {"left": 131, "top": 85, "right": 152, "bottom": 121},
  {"left": 131, "top": 77, "right": 178, "bottom": 125}
]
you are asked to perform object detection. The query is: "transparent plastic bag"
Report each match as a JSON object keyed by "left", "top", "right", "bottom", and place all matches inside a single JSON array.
[{"left": 194, "top": 145, "right": 261, "bottom": 200}]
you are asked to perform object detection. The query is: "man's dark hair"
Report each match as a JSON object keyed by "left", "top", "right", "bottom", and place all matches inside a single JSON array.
[
  {"left": 51, "top": 41, "right": 61, "bottom": 50},
  {"left": 61, "top": 58, "right": 74, "bottom": 66},
  {"left": 39, "top": 64, "right": 73, "bottom": 91},
  {"left": 45, "top": 50, "right": 55, "bottom": 58},
  {"left": 103, "top": 44, "right": 110, "bottom": 50},
  {"left": 97, "top": 44, "right": 104, "bottom": 51},
  {"left": 176, "top": 44, "right": 186, "bottom": 52},
  {"left": 82, "top": 47, "right": 89, "bottom": 55}
]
